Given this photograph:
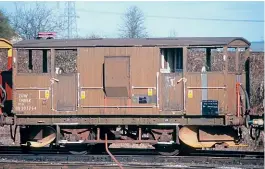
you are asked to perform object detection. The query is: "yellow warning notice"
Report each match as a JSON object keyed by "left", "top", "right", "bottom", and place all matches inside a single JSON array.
[
  {"left": 45, "top": 90, "right": 49, "bottom": 99},
  {"left": 81, "top": 91, "right": 86, "bottom": 99},
  {"left": 188, "top": 90, "right": 193, "bottom": 98},
  {"left": 148, "top": 88, "right": 153, "bottom": 96}
]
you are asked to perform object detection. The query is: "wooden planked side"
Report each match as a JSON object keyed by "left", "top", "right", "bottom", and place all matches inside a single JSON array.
[
  {"left": 226, "top": 73, "right": 237, "bottom": 115},
  {"left": 185, "top": 73, "right": 202, "bottom": 115},
  {"left": 14, "top": 89, "right": 51, "bottom": 115},
  {"left": 14, "top": 75, "right": 50, "bottom": 88},
  {"left": 78, "top": 47, "right": 159, "bottom": 115},
  {"left": 207, "top": 73, "right": 226, "bottom": 114},
  {"left": 160, "top": 73, "right": 183, "bottom": 111}
]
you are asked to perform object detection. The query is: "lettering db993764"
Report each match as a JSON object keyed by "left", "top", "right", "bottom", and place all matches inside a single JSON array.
[{"left": 0, "top": 37, "right": 263, "bottom": 155}]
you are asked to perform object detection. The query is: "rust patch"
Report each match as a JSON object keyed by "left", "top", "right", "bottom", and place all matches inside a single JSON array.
[
  {"left": 151, "top": 129, "right": 174, "bottom": 142},
  {"left": 61, "top": 129, "right": 90, "bottom": 141},
  {"left": 198, "top": 127, "right": 236, "bottom": 142}
]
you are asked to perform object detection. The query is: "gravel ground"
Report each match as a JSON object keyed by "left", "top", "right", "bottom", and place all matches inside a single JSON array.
[
  {"left": 214, "top": 126, "right": 264, "bottom": 152},
  {"left": 0, "top": 154, "right": 263, "bottom": 169},
  {"left": 0, "top": 125, "right": 20, "bottom": 146}
]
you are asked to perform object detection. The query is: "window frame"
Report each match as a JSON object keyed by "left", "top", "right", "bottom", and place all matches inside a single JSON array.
[
  {"left": 160, "top": 48, "right": 183, "bottom": 73},
  {"left": 16, "top": 49, "right": 51, "bottom": 75}
]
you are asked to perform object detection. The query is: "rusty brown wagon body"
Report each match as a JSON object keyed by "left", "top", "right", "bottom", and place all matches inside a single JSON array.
[{"left": 1, "top": 37, "right": 263, "bottom": 155}]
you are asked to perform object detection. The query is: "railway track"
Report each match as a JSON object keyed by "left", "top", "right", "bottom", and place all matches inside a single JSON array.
[
  {"left": 0, "top": 154, "right": 263, "bottom": 169},
  {"left": 0, "top": 146, "right": 263, "bottom": 156},
  {"left": 0, "top": 146, "right": 263, "bottom": 169}
]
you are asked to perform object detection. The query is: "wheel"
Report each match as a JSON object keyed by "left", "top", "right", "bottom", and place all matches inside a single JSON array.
[
  {"left": 91, "top": 143, "right": 111, "bottom": 154},
  {"left": 69, "top": 149, "right": 88, "bottom": 155},
  {"left": 66, "top": 144, "right": 92, "bottom": 155},
  {"left": 21, "top": 145, "right": 30, "bottom": 154},
  {"left": 155, "top": 144, "right": 180, "bottom": 156}
]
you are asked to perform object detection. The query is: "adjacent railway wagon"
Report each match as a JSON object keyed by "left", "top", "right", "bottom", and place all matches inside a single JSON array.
[
  {"left": 0, "top": 38, "right": 12, "bottom": 115},
  {"left": 0, "top": 37, "right": 264, "bottom": 155}
]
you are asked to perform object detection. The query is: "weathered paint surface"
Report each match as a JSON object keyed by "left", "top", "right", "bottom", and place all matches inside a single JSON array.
[
  {"left": 12, "top": 41, "right": 249, "bottom": 117},
  {"left": 16, "top": 93, "right": 37, "bottom": 112},
  {"left": 55, "top": 74, "right": 77, "bottom": 111},
  {"left": 161, "top": 72, "right": 183, "bottom": 111}
]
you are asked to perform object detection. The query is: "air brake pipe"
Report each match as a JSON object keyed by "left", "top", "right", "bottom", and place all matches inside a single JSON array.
[
  {"left": 105, "top": 134, "right": 124, "bottom": 169},
  {"left": 239, "top": 83, "right": 250, "bottom": 111}
]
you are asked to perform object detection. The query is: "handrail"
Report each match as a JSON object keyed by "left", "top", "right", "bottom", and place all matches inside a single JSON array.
[{"left": 187, "top": 86, "right": 226, "bottom": 89}]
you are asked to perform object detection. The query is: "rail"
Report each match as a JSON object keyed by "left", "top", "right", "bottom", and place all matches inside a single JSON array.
[{"left": 0, "top": 150, "right": 263, "bottom": 169}]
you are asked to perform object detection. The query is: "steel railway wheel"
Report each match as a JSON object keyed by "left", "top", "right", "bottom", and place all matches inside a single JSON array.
[
  {"left": 20, "top": 126, "right": 56, "bottom": 148},
  {"left": 155, "top": 144, "right": 180, "bottom": 156},
  {"left": 62, "top": 130, "right": 96, "bottom": 155},
  {"left": 66, "top": 144, "right": 92, "bottom": 155}
]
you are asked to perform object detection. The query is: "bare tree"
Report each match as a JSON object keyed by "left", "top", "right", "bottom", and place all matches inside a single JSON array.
[
  {"left": 86, "top": 32, "right": 102, "bottom": 39},
  {"left": 119, "top": 6, "right": 148, "bottom": 38},
  {"left": 10, "top": 2, "right": 66, "bottom": 40},
  {"left": 74, "top": 32, "right": 105, "bottom": 39}
]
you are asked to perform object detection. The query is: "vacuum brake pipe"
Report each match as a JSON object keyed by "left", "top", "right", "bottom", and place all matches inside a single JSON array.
[
  {"left": 236, "top": 82, "right": 251, "bottom": 117},
  {"left": 105, "top": 134, "right": 124, "bottom": 169},
  {"left": 239, "top": 83, "right": 250, "bottom": 111},
  {"left": 238, "top": 83, "right": 251, "bottom": 128}
]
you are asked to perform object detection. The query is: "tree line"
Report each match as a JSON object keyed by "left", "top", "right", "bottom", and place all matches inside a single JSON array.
[{"left": 0, "top": 2, "right": 151, "bottom": 40}]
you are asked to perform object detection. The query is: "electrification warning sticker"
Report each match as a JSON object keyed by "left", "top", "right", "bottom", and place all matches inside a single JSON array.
[
  {"left": 45, "top": 90, "right": 49, "bottom": 99},
  {"left": 148, "top": 88, "right": 153, "bottom": 96},
  {"left": 81, "top": 91, "right": 86, "bottom": 99},
  {"left": 188, "top": 90, "right": 193, "bottom": 98}
]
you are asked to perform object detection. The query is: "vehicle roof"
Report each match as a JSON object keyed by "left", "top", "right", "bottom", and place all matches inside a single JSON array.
[{"left": 13, "top": 37, "right": 251, "bottom": 48}]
